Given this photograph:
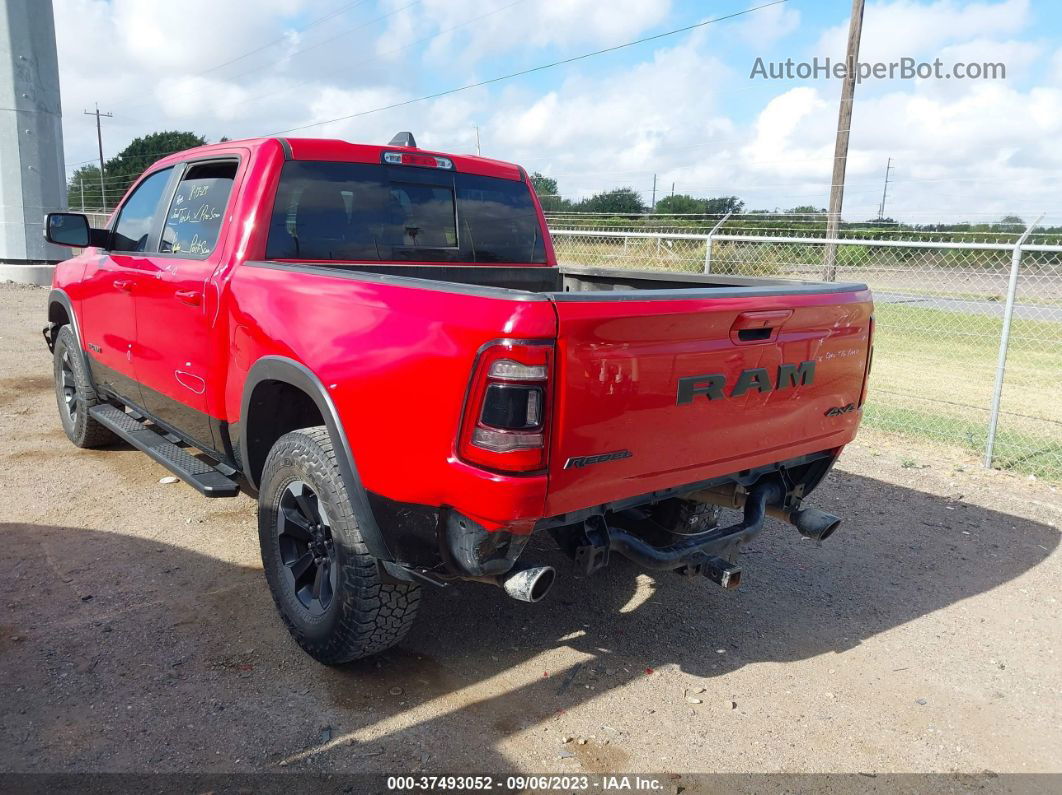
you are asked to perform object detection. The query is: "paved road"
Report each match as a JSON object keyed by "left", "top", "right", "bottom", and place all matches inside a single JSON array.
[{"left": 873, "top": 291, "right": 1062, "bottom": 322}]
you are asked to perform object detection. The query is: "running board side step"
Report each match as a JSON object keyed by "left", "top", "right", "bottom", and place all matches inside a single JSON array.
[{"left": 89, "top": 404, "right": 240, "bottom": 497}]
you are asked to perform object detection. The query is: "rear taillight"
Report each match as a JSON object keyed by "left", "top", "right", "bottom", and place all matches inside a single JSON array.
[{"left": 459, "top": 341, "right": 553, "bottom": 473}]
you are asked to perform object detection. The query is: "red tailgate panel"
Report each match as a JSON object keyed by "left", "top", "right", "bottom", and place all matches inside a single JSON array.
[{"left": 545, "top": 290, "right": 873, "bottom": 517}]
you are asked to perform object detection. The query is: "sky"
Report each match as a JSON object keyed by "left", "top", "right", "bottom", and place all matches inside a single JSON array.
[{"left": 53, "top": 0, "right": 1062, "bottom": 223}]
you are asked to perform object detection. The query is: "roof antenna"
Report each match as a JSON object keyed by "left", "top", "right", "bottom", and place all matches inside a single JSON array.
[{"left": 388, "top": 131, "right": 417, "bottom": 148}]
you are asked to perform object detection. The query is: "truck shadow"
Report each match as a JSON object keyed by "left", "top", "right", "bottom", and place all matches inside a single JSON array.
[{"left": 1, "top": 469, "right": 1058, "bottom": 774}]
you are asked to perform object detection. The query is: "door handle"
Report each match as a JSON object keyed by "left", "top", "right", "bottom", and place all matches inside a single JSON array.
[
  {"left": 731, "top": 309, "right": 793, "bottom": 329},
  {"left": 113, "top": 279, "right": 134, "bottom": 292},
  {"left": 175, "top": 290, "right": 202, "bottom": 306},
  {"left": 730, "top": 309, "right": 793, "bottom": 344}
]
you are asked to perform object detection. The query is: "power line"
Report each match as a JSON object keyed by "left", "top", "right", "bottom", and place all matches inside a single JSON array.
[
  {"left": 65, "top": 1, "right": 784, "bottom": 171},
  {"left": 200, "top": 0, "right": 424, "bottom": 90},
  {"left": 196, "top": 0, "right": 373, "bottom": 76},
  {"left": 194, "top": 0, "right": 527, "bottom": 125},
  {"left": 267, "top": 0, "right": 790, "bottom": 136}
]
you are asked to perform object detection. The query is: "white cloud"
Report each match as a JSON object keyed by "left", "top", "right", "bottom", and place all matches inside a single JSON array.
[
  {"left": 742, "top": 87, "right": 831, "bottom": 171},
  {"left": 815, "top": 0, "right": 1031, "bottom": 62},
  {"left": 1050, "top": 48, "right": 1062, "bottom": 83},
  {"left": 50, "top": 0, "right": 1062, "bottom": 224},
  {"left": 739, "top": 81, "right": 1062, "bottom": 220},
  {"left": 735, "top": 2, "right": 800, "bottom": 48},
  {"left": 372, "top": 0, "right": 673, "bottom": 72}
]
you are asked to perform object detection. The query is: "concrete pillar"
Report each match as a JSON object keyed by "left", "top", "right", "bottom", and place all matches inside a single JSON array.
[{"left": 0, "top": 0, "right": 67, "bottom": 286}]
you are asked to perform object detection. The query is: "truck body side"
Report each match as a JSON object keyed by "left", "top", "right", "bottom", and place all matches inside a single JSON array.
[{"left": 47, "top": 135, "right": 872, "bottom": 586}]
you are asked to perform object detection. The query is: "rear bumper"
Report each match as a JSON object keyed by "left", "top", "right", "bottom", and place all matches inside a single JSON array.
[
  {"left": 535, "top": 448, "right": 839, "bottom": 532},
  {"left": 544, "top": 429, "right": 857, "bottom": 519},
  {"left": 374, "top": 448, "right": 840, "bottom": 577}
]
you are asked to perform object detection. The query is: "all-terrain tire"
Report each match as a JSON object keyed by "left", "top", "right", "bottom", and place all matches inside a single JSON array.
[
  {"left": 52, "top": 325, "right": 116, "bottom": 449},
  {"left": 258, "top": 426, "right": 420, "bottom": 665}
]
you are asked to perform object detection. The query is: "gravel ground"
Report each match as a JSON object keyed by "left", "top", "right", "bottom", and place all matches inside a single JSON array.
[{"left": 1, "top": 283, "right": 1060, "bottom": 781}]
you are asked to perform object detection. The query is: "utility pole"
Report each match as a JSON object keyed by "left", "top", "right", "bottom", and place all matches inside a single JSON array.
[
  {"left": 79, "top": 175, "right": 84, "bottom": 211},
  {"left": 650, "top": 174, "right": 657, "bottom": 211},
  {"left": 84, "top": 104, "right": 112, "bottom": 209},
  {"left": 877, "top": 157, "right": 893, "bottom": 221},
  {"left": 824, "top": 0, "right": 865, "bottom": 281},
  {"left": 671, "top": 182, "right": 675, "bottom": 199},
  {"left": 474, "top": 124, "right": 481, "bottom": 156}
]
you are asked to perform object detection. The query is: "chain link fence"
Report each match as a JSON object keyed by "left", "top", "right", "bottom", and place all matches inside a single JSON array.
[{"left": 549, "top": 223, "right": 1062, "bottom": 480}]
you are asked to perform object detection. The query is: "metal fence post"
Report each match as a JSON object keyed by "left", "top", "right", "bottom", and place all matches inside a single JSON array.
[
  {"left": 703, "top": 212, "right": 732, "bottom": 274},
  {"left": 984, "top": 214, "right": 1042, "bottom": 468}
]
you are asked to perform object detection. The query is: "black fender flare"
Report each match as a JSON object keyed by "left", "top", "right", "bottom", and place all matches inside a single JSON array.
[
  {"left": 240, "top": 356, "right": 392, "bottom": 562},
  {"left": 47, "top": 288, "right": 98, "bottom": 390},
  {"left": 47, "top": 288, "right": 82, "bottom": 346}
]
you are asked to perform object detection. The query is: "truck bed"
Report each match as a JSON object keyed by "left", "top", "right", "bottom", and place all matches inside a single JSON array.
[
  {"left": 260, "top": 260, "right": 869, "bottom": 299},
  {"left": 246, "top": 259, "right": 872, "bottom": 518}
]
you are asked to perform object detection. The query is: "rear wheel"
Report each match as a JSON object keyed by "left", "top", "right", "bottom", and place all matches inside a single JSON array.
[
  {"left": 52, "top": 326, "right": 115, "bottom": 449},
  {"left": 258, "top": 426, "right": 420, "bottom": 664}
]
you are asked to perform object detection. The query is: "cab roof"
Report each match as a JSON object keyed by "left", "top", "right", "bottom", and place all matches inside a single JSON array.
[{"left": 151, "top": 136, "right": 525, "bottom": 181}]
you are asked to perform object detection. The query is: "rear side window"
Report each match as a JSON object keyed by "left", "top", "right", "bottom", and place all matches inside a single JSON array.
[
  {"left": 266, "top": 161, "right": 546, "bottom": 264},
  {"left": 161, "top": 161, "right": 237, "bottom": 258},
  {"left": 111, "top": 167, "right": 173, "bottom": 253}
]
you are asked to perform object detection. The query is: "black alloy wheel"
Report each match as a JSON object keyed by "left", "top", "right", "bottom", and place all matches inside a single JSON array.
[
  {"left": 59, "top": 349, "right": 78, "bottom": 425},
  {"left": 277, "top": 480, "right": 338, "bottom": 616},
  {"left": 258, "top": 426, "right": 421, "bottom": 664}
]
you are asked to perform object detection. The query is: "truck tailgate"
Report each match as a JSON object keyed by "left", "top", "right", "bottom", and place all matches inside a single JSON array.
[{"left": 544, "top": 288, "right": 873, "bottom": 516}]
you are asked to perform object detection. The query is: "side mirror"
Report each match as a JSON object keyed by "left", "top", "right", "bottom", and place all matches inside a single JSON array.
[{"left": 44, "top": 213, "right": 92, "bottom": 248}]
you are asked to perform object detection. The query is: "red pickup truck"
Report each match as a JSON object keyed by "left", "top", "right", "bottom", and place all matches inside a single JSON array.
[{"left": 43, "top": 134, "right": 873, "bottom": 665}]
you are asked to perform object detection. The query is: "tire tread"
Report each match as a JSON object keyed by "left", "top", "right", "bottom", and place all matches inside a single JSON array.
[
  {"left": 53, "top": 326, "right": 116, "bottom": 449},
  {"left": 258, "top": 426, "right": 420, "bottom": 665}
]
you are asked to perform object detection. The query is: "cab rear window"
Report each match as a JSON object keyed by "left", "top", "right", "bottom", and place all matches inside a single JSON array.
[{"left": 266, "top": 161, "right": 546, "bottom": 264}]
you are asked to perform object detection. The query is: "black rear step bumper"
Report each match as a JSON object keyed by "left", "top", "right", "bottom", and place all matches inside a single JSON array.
[{"left": 604, "top": 480, "right": 783, "bottom": 572}]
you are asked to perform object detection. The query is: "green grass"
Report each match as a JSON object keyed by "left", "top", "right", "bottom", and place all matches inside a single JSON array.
[
  {"left": 863, "top": 403, "right": 1062, "bottom": 479},
  {"left": 865, "top": 303, "right": 1062, "bottom": 480}
]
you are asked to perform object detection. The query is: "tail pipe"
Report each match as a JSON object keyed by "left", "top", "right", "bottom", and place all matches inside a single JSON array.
[
  {"left": 467, "top": 562, "right": 557, "bottom": 603},
  {"left": 690, "top": 484, "right": 843, "bottom": 541},
  {"left": 788, "top": 507, "right": 842, "bottom": 541}
]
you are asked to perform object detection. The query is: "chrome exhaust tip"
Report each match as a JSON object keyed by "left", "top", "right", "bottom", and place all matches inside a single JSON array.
[{"left": 499, "top": 564, "right": 556, "bottom": 603}]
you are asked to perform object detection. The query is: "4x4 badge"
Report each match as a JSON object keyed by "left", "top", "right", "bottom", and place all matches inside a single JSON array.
[{"left": 825, "top": 403, "right": 857, "bottom": 417}]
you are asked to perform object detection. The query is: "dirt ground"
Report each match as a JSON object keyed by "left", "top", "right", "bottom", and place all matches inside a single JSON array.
[{"left": 1, "top": 283, "right": 1060, "bottom": 782}]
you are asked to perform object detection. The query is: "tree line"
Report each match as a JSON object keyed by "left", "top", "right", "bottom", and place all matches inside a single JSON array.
[
  {"left": 67, "top": 131, "right": 219, "bottom": 211},
  {"left": 528, "top": 172, "right": 1058, "bottom": 240},
  {"left": 65, "top": 135, "right": 1055, "bottom": 241},
  {"left": 529, "top": 172, "right": 744, "bottom": 217}
]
